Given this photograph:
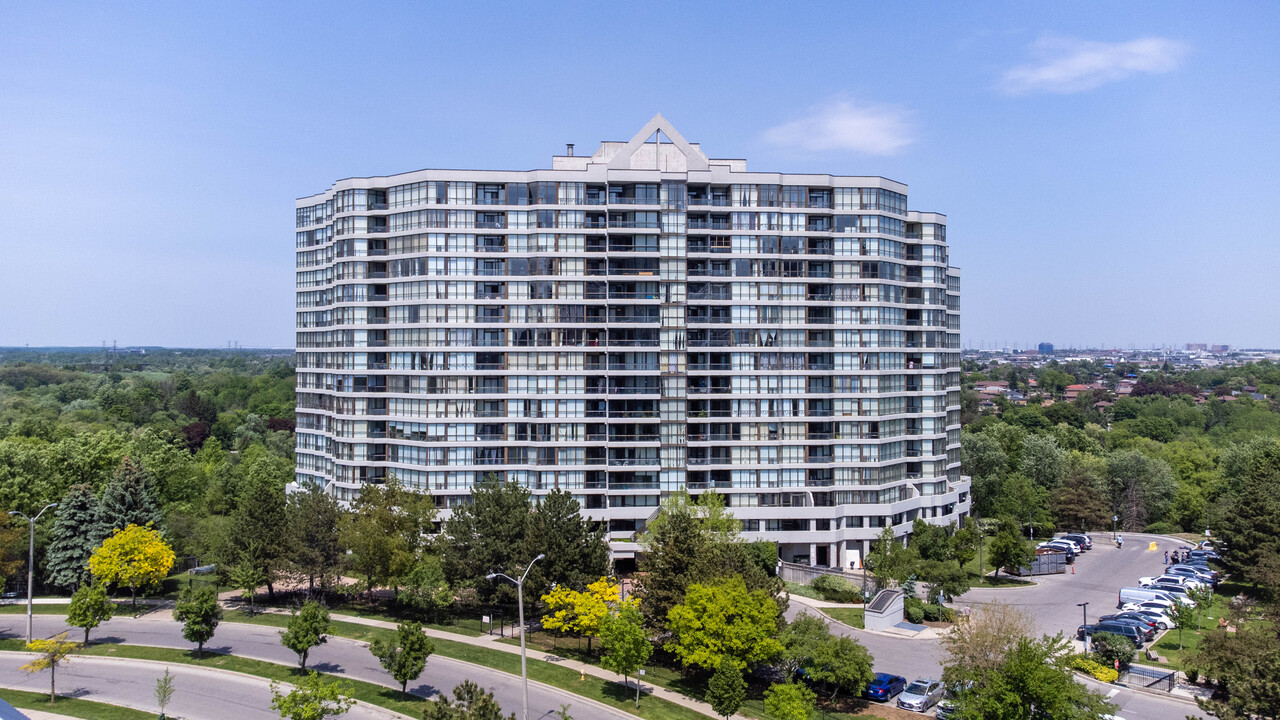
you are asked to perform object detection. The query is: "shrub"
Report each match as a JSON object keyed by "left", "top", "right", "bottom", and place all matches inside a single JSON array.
[
  {"left": 1090, "top": 632, "right": 1135, "bottom": 671},
  {"left": 904, "top": 597, "right": 925, "bottom": 624},
  {"left": 1069, "top": 654, "right": 1119, "bottom": 683},
  {"left": 811, "top": 574, "right": 862, "bottom": 603},
  {"left": 1143, "top": 522, "right": 1178, "bottom": 535}
]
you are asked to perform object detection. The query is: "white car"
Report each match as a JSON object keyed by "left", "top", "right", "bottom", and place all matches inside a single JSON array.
[
  {"left": 1122, "top": 599, "right": 1175, "bottom": 614},
  {"left": 1131, "top": 609, "right": 1174, "bottom": 629},
  {"left": 1139, "top": 575, "right": 1206, "bottom": 591}
]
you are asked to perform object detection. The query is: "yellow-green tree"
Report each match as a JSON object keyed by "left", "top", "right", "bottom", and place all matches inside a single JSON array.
[
  {"left": 541, "top": 576, "right": 635, "bottom": 651},
  {"left": 21, "top": 632, "right": 79, "bottom": 703},
  {"left": 88, "top": 524, "right": 175, "bottom": 612}
]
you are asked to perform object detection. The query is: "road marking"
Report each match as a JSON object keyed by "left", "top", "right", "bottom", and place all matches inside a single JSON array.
[{"left": 1107, "top": 688, "right": 1119, "bottom": 698}]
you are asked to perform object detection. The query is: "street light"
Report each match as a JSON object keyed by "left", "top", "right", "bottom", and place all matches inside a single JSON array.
[
  {"left": 487, "top": 553, "right": 545, "bottom": 720},
  {"left": 9, "top": 503, "right": 57, "bottom": 644},
  {"left": 1077, "top": 601, "right": 1090, "bottom": 653},
  {"left": 1112, "top": 514, "right": 1118, "bottom": 541}
]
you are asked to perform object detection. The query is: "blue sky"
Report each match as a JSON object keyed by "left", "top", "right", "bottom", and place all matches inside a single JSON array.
[{"left": 1, "top": 2, "right": 1277, "bottom": 349}]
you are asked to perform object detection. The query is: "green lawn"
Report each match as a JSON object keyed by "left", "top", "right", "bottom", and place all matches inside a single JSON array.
[
  {"left": 1145, "top": 580, "right": 1256, "bottom": 671},
  {"left": 0, "top": 688, "right": 156, "bottom": 719},
  {"left": 820, "top": 606, "right": 866, "bottom": 629}
]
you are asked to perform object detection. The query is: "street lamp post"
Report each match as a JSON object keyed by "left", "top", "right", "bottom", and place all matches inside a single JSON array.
[
  {"left": 1112, "top": 514, "right": 1118, "bottom": 541},
  {"left": 9, "top": 503, "right": 57, "bottom": 644},
  {"left": 1077, "top": 601, "right": 1090, "bottom": 653},
  {"left": 487, "top": 553, "right": 545, "bottom": 720}
]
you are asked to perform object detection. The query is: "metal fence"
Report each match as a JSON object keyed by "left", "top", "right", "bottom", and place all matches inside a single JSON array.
[
  {"left": 778, "top": 561, "right": 877, "bottom": 592},
  {"left": 1120, "top": 663, "right": 1177, "bottom": 693}
]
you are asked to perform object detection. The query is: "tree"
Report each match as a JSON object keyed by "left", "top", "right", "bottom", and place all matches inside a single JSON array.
[
  {"left": 369, "top": 622, "right": 433, "bottom": 695},
  {"left": 946, "top": 634, "right": 1116, "bottom": 720},
  {"left": 940, "top": 602, "right": 1034, "bottom": 674},
  {"left": 1052, "top": 452, "right": 1111, "bottom": 531},
  {"left": 439, "top": 475, "right": 531, "bottom": 605},
  {"left": 1106, "top": 449, "right": 1176, "bottom": 531},
  {"left": 1019, "top": 434, "right": 1066, "bottom": 489},
  {"left": 91, "top": 456, "right": 161, "bottom": 547},
  {"left": 1090, "top": 631, "right": 1135, "bottom": 671},
  {"left": 705, "top": 658, "right": 745, "bottom": 719},
  {"left": 341, "top": 476, "right": 436, "bottom": 597},
  {"left": 778, "top": 612, "right": 830, "bottom": 677},
  {"left": 88, "top": 523, "right": 175, "bottom": 612},
  {"left": 599, "top": 604, "right": 652, "bottom": 708},
  {"left": 421, "top": 680, "right": 516, "bottom": 720},
  {"left": 66, "top": 583, "right": 114, "bottom": 644},
  {"left": 865, "top": 527, "right": 918, "bottom": 587},
  {"left": 397, "top": 554, "right": 453, "bottom": 623},
  {"left": 269, "top": 671, "right": 355, "bottom": 720},
  {"left": 664, "top": 576, "right": 783, "bottom": 673},
  {"left": 987, "top": 521, "right": 1032, "bottom": 579},
  {"left": 763, "top": 681, "right": 816, "bottom": 720},
  {"left": 281, "top": 600, "right": 330, "bottom": 670},
  {"left": 45, "top": 483, "right": 99, "bottom": 591},
  {"left": 155, "top": 668, "right": 175, "bottom": 719},
  {"left": 21, "top": 632, "right": 78, "bottom": 703},
  {"left": 527, "top": 488, "right": 609, "bottom": 593},
  {"left": 541, "top": 576, "right": 633, "bottom": 651},
  {"left": 229, "top": 544, "right": 270, "bottom": 613},
  {"left": 1215, "top": 439, "right": 1280, "bottom": 582},
  {"left": 229, "top": 452, "right": 291, "bottom": 601},
  {"left": 1167, "top": 599, "right": 1198, "bottom": 652},
  {"left": 806, "top": 633, "right": 876, "bottom": 699},
  {"left": 173, "top": 585, "right": 222, "bottom": 657},
  {"left": 1191, "top": 622, "right": 1280, "bottom": 720},
  {"left": 287, "top": 480, "right": 343, "bottom": 596}
]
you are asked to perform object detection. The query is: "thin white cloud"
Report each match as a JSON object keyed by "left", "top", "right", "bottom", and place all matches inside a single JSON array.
[
  {"left": 1002, "top": 36, "right": 1189, "bottom": 94},
  {"left": 762, "top": 99, "right": 914, "bottom": 155}
]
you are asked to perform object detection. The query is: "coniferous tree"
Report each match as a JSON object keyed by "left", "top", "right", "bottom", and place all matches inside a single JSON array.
[
  {"left": 527, "top": 488, "right": 608, "bottom": 593},
  {"left": 229, "top": 451, "right": 290, "bottom": 601},
  {"left": 46, "top": 484, "right": 99, "bottom": 591},
  {"left": 440, "top": 475, "right": 535, "bottom": 604},
  {"left": 287, "top": 480, "right": 343, "bottom": 597},
  {"left": 91, "top": 457, "right": 161, "bottom": 547}
]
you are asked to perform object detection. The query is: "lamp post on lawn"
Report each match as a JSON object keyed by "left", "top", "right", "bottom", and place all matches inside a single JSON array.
[
  {"left": 1077, "top": 601, "right": 1090, "bottom": 653},
  {"left": 487, "top": 553, "right": 544, "bottom": 720},
  {"left": 9, "top": 503, "right": 57, "bottom": 644}
]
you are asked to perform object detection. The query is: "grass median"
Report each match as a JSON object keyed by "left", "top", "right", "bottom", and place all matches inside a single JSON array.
[{"left": 0, "top": 687, "right": 156, "bottom": 720}]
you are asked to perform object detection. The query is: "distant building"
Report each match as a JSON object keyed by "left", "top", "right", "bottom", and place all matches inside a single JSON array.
[
  {"left": 1185, "top": 343, "right": 1208, "bottom": 352},
  {"left": 1211, "top": 344, "right": 1230, "bottom": 353},
  {"left": 1037, "top": 342, "right": 1054, "bottom": 355}
]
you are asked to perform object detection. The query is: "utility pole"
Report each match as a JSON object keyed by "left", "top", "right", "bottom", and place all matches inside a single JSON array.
[
  {"left": 9, "top": 504, "right": 57, "bottom": 644},
  {"left": 487, "top": 553, "right": 545, "bottom": 720},
  {"left": 1077, "top": 602, "right": 1090, "bottom": 653}
]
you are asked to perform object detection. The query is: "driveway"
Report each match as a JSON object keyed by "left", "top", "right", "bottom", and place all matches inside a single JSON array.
[{"left": 0, "top": 614, "right": 633, "bottom": 720}]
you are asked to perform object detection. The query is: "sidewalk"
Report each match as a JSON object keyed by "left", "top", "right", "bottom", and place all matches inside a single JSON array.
[{"left": 263, "top": 607, "right": 733, "bottom": 720}]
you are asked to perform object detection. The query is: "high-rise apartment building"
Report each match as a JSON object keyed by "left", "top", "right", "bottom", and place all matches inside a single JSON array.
[{"left": 294, "top": 116, "right": 968, "bottom": 568}]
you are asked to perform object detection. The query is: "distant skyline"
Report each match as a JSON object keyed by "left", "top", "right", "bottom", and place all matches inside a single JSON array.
[{"left": 1, "top": 2, "right": 1277, "bottom": 348}]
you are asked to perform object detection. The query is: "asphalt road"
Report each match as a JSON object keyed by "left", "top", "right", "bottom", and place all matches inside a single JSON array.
[
  {"left": 789, "top": 533, "right": 1207, "bottom": 720},
  {"left": 0, "top": 653, "right": 400, "bottom": 720},
  {"left": 0, "top": 614, "right": 633, "bottom": 720}
]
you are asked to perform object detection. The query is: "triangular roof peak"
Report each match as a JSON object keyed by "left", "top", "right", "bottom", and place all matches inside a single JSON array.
[{"left": 607, "top": 114, "right": 709, "bottom": 171}]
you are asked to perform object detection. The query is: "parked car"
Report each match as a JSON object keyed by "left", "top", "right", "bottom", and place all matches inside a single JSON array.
[
  {"left": 1140, "top": 575, "right": 1207, "bottom": 591},
  {"left": 897, "top": 679, "right": 945, "bottom": 712},
  {"left": 1038, "top": 541, "right": 1078, "bottom": 560},
  {"left": 1148, "top": 583, "right": 1197, "bottom": 605},
  {"left": 1078, "top": 622, "right": 1146, "bottom": 647},
  {"left": 1168, "top": 566, "right": 1218, "bottom": 587},
  {"left": 1118, "top": 586, "right": 1178, "bottom": 608},
  {"left": 862, "top": 673, "right": 907, "bottom": 702},
  {"left": 1122, "top": 598, "right": 1176, "bottom": 614},
  {"left": 934, "top": 681, "right": 972, "bottom": 720},
  {"left": 1189, "top": 548, "right": 1220, "bottom": 561},
  {"left": 1129, "top": 609, "right": 1174, "bottom": 629},
  {"left": 1098, "top": 614, "right": 1157, "bottom": 641},
  {"left": 1061, "top": 533, "right": 1093, "bottom": 550}
]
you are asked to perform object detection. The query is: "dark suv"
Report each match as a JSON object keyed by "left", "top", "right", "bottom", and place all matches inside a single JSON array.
[{"left": 1078, "top": 621, "right": 1145, "bottom": 647}]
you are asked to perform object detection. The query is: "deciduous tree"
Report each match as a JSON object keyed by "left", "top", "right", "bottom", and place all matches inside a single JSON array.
[
  {"left": 599, "top": 604, "right": 652, "bottom": 708},
  {"left": 281, "top": 600, "right": 330, "bottom": 670},
  {"left": 664, "top": 576, "right": 782, "bottom": 672},
  {"left": 21, "top": 632, "right": 78, "bottom": 703},
  {"left": 370, "top": 622, "right": 433, "bottom": 694},
  {"left": 541, "top": 576, "right": 633, "bottom": 651},
  {"left": 173, "top": 585, "right": 222, "bottom": 656},
  {"left": 66, "top": 583, "right": 114, "bottom": 644},
  {"left": 987, "top": 521, "right": 1032, "bottom": 579},
  {"left": 286, "top": 480, "right": 343, "bottom": 596},
  {"left": 705, "top": 658, "right": 745, "bottom": 719},
  {"left": 88, "top": 523, "right": 175, "bottom": 612},
  {"left": 269, "top": 671, "right": 355, "bottom": 720},
  {"left": 763, "top": 681, "right": 815, "bottom": 720},
  {"left": 397, "top": 554, "right": 452, "bottom": 623},
  {"left": 341, "top": 476, "right": 435, "bottom": 597}
]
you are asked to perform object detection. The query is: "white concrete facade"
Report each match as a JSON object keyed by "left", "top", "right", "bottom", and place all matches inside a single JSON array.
[{"left": 294, "top": 116, "right": 969, "bottom": 566}]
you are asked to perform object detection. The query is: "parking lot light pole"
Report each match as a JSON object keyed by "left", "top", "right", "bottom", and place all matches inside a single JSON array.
[
  {"left": 1077, "top": 601, "right": 1090, "bottom": 653},
  {"left": 9, "top": 503, "right": 57, "bottom": 645},
  {"left": 487, "top": 553, "right": 544, "bottom": 720}
]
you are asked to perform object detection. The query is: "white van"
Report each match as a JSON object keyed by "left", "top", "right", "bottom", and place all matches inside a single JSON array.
[{"left": 1118, "top": 586, "right": 1176, "bottom": 608}]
